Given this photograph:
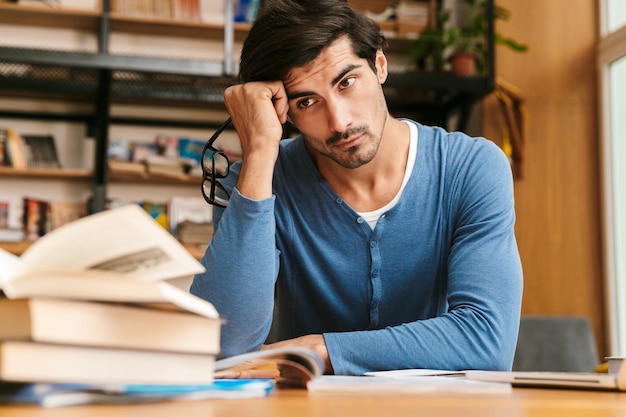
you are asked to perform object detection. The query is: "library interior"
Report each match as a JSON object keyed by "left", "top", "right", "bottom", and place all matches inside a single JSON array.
[{"left": 1, "top": 0, "right": 626, "bottom": 414}]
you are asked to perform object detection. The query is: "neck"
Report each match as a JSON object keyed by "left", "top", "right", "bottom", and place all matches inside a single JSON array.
[{"left": 318, "top": 117, "right": 410, "bottom": 212}]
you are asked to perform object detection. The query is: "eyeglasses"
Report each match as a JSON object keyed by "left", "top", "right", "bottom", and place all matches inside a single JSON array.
[{"left": 201, "top": 118, "right": 232, "bottom": 208}]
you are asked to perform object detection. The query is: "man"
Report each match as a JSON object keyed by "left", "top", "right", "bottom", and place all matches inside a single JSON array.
[{"left": 191, "top": 0, "right": 523, "bottom": 375}]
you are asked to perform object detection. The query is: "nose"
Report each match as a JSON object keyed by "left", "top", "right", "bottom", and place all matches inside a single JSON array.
[{"left": 325, "top": 96, "right": 351, "bottom": 134}]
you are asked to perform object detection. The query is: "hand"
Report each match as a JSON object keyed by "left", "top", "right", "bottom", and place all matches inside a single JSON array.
[
  {"left": 262, "top": 334, "right": 334, "bottom": 374},
  {"left": 224, "top": 81, "right": 288, "bottom": 162},
  {"left": 223, "top": 81, "right": 289, "bottom": 201}
]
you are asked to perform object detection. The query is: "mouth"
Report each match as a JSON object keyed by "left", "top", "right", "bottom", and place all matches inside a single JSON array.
[{"left": 332, "top": 132, "right": 366, "bottom": 151}]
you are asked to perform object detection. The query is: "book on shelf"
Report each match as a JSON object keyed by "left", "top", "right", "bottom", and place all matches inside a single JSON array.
[
  {"left": 0, "top": 130, "right": 62, "bottom": 170},
  {"left": 17, "top": 0, "right": 99, "bottom": 10},
  {"left": 21, "top": 134, "right": 62, "bottom": 169},
  {"left": 234, "top": 0, "right": 260, "bottom": 23},
  {"left": 4, "top": 128, "right": 27, "bottom": 169},
  {"left": 144, "top": 155, "right": 191, "bottom": 179},
  {"left": 112, "top": 0, "right": 202, "bottom": 21},
  {"left": 0, "top": 379, "right": 275, "bottom": 408},
  {"left": 0, "top": 201, "right": 24, "bottom": 242},
  {"left": 0, "top": 129, "right": 8, "bottom": 167},
  {"left": 0, "top": 228, "right": 24, "bottom": 242},
  {"left": 140, "top": 200, "right": 169, "bottom": 229},
  {"left": 48, "top": 200, "right": 88, "bottom": 230},
  {"left": 178, "top": 137, "right": 205, "bottom": 171},
  {"left": 22, "top": 197, "right": 49, "bottom": 240},
  {"left": 176, "top": 220, "right": 214, "bottom": 244},
  {"left": 20, "top": 198, "right": 87, "bottom": 240},
  {"left": 168, "top": 196, "right": 213, "bottom": 243}
]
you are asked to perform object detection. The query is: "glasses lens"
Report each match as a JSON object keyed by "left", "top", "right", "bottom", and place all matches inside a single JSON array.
[
  {"left": 202, "top": 176, "right": 230, "bottom": 208},
  {"left": 202, "top": 150, "right": 229, "bottom": 178}
]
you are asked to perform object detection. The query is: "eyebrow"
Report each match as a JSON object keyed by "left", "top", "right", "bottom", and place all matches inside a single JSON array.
[{"left": 286, "top": 63, "right": 363, "bottom": 101}]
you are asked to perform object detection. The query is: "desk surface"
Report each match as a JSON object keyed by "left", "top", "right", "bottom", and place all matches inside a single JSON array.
[{"left": 1, "top": 387, "right": 625, "bottom": 417}]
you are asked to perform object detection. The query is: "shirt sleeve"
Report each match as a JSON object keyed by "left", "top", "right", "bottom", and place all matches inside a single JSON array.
[
  {"left": 324, "top": 138, "right": 523, "bottom": 375},
  {"left": 190, "top": 164, "right": 280, "bottom": 358}
]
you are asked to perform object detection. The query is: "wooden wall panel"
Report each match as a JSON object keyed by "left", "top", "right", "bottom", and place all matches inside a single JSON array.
[{"left": 481, "top": 1, "right": 606, "bottom": 356}]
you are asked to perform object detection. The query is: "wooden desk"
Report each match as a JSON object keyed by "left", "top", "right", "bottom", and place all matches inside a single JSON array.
[{"left": 0, "top": 387, "right": 625, "bottom": 417}]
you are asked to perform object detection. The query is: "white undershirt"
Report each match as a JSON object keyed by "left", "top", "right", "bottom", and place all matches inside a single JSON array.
[{"left": 357, "top": 121, "right": 418, "bottom": 230}]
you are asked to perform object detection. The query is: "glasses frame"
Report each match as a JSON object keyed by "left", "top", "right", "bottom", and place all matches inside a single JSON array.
[{"left": 201, "top": 118, "right": 232, "bottom": 208}]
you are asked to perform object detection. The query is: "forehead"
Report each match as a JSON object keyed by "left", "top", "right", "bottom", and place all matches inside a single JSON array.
[{"left": 283, "top": 36, "right": 360, "bottom": 90}]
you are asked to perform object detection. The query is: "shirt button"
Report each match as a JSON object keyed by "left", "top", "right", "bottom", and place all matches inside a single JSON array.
[
  {"left": 336, "top": 197, "right": 343, "bottom": 204},
  {"left": 370, "top": 240, "right": 377, "bottom": 248},
  {"left": 357, "top": 217, "right": 364, "bottom": 224}
]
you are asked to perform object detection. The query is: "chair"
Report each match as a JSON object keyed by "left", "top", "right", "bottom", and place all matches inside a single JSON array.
[{"left": 512, "top": 316, "right": 599, "bottom": 372}]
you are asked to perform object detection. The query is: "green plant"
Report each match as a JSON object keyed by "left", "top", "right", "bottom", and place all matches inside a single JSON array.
[
  {"left": 409, "top": 9, "right": 456, "bottom": 72},
  {"left": 455, "top": 0, "right": 528, "bottom": 74},
  {"left": 410, "top": 0, "right": 528, "bottom": 75}
]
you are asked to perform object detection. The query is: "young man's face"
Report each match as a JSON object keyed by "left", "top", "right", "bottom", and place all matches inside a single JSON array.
[{"left": 283, "top": 36, "right": 389, "bottom": 170}]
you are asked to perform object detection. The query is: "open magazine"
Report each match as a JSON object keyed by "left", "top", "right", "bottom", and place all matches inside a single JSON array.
[{"left": 215, "top": 347, "right": 325, "bottom": 388}]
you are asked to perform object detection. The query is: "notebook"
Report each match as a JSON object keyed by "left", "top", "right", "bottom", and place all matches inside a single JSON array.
[{"left": 464, "top": 358, "right": 626, "bottom": 391}]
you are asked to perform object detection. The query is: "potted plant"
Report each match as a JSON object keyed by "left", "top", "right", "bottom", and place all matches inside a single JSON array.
[
  {"left": 410, "top": 0, "right": 528, "bottom": 76},
  {"left": 409, "top": 9, "right": 456, "bottom": 73},
  {"left": 450, "top": 0, "right": 528, "bottom": 76}
]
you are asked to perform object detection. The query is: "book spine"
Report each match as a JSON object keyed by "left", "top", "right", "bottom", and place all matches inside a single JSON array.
[
  {"left": 7, "top": 129, "right": 27, "bottom": 169},
  {"left": 233, "top": 0, "right": 250, "bottom": 22},
  {"left": 0, "top": 129, "right": 8, "bottom": 167}
]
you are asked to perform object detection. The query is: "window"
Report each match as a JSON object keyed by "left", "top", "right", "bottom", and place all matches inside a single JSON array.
[
  {"left": 607, "top": 1, "right": 626, "bottom": 33},
  {"left": 599, "top": 1, "right": 626, "bottom": 355}
]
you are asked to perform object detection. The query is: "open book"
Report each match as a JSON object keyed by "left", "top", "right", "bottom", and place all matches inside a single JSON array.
[{"left": 0, "top": 204, "right": 215, "bottom": 318}]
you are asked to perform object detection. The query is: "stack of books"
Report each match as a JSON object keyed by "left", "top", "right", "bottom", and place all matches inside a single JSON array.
[
  {"left": 169, "top": 196, "right": 214, "bottom": 245},
  {"left": 0, "top": 204, "right": 328, "bottom": 407},
  {"left": 0, "top": 204, "right": 225, "bottom": 406}
]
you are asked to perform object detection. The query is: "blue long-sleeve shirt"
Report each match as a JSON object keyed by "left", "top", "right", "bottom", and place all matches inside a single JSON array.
[{"left": 191, "top": 120, "right": 523, "bottom": 375}]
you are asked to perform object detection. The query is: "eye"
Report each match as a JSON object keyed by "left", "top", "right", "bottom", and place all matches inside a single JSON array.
[
  {"left": 339, "top": 76, "right": 356, "bottom": 90},
  {"left": 297, "top": 97, "right": 316, "bottom": 109}
]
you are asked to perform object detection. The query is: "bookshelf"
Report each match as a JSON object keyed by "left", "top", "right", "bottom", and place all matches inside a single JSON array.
[{"left": 0, "top": 0, "right": 495, "bottom": 251}]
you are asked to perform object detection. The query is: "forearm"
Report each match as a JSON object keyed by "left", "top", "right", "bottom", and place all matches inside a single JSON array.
[
  {"left": 236, "top": 150, "right": 277, "bottom": 202},
  {"left": 325, "top": 296, "right": 520, "bottom": 375},
  {"left": 190, "top": 189, "right": 279, "bottom": 357}
]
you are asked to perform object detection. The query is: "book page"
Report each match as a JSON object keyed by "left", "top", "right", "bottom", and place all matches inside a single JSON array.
[
  {"left": 0, "top": 248, "right": 19, "bottom": 285},
  {"left": 2, "top": 270, "right": 218, "bottom": 318},
  {"left": 12, "top": 204, "right": 205, "bottom": 282}
]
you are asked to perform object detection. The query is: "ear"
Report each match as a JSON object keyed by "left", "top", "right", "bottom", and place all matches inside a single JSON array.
[{"left": 375, "top": 49, "right": 388, "bottom": 84}]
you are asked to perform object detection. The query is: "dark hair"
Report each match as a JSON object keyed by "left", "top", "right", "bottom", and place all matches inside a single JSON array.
[{"left": 239, "top": 0, "right": 387, "bottom": 82}]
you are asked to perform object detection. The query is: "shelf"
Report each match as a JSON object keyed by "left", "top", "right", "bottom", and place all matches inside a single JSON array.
[
  {"left": 109, "top": 170, "right": 203, "bottom": 185},
  {"left": 0, "top": 166, "right": 203, "bottom": 186},
  {"left": 0, "top": 46, "right": 225, "bottom": 78},
  {"left": 0, "top": 240, "right": 32, "bottom": 256},
  {"left": 109, "top": 13, "right": 251, "bottom": 41},
  {"left": 0, "top": 54, "right": 234, "bottom": 107},
  {"left": 0, "top": 3, "right": 251, "bottom": 41},
  {"left": 0, "top": 3, "right": 100, "bottom": 30},
  {"left": 0, "top": 166, "right": 92, "bottom": 180}
]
